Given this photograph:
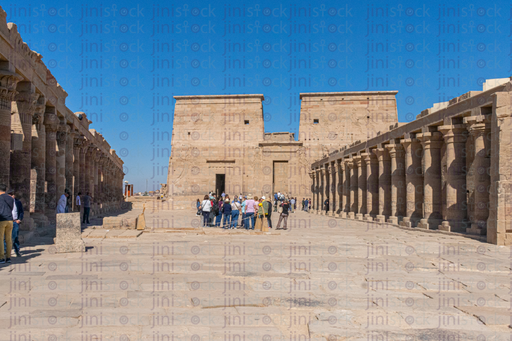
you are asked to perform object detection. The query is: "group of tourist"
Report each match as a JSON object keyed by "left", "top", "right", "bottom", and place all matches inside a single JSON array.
[
  {"left": 197, "top": 191, "right": 304, "bottom": 231},
  {"left": 0, "top": 184, "right": 23, "bottom": 263},
  {"left": 55, "top": 190, "right": 93, "bottom": 225},
  {"left": 0, "top": 184, "right": 96, "bottom": 264}
]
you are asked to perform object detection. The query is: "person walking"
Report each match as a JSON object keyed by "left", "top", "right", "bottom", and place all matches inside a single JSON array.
[
  {"left": 57, "top": 190, "right": 69, "bottom": 214},
  {"left": 244, "top": 195, "right": 256, "bottom": 230},
  {"left": 304, "top": 198, "right": 309, "bottom": 212},
  {"left": 7, "top": 190, "right": 23, "bottom": 257},
  {"left": 196, "top": 199, "right": 201, "bottom": 211},
  {"left": 263, "top": 196, "right": 272, "bottom": 229},
  {"left": 0, "top": 184, "right": 14, "bottom": 263},
  {"left": 200, "top": 195, "right": 212, "bottom": 227},
  {"left": 276, "top": 199, "right": 290, "bottom": 230},
  {"left": 221, "top": 199, "right": 232, "bottom": 229},
  {"left": 231, "top": 198, "right": 241, "bottom": 229},
  {"left": 324, "top": 197, "right": 329, "bottom": 214},
  {"left": 290, "top": 197, "right": 295, "bottom": 213},
  {"left": 82, "top": 192, "right": 92, "bottom": 225}
]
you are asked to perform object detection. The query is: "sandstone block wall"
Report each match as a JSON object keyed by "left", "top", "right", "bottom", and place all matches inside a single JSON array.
[{"left": 167, "top": 92, "right": 399, "bottom": 210}]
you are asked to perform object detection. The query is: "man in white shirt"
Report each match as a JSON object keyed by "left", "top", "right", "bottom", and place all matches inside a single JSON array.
[{"left": 56, "top": 191, "right": 69, "bottom": 214}]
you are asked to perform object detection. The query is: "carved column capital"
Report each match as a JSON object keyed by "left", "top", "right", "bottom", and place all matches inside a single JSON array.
[
  {"left": 0, "top": 69, "right": 23, "bottom": 108},
  {"left": 44, "top": 110, "right": 59, "bottom": 132},
  {"left": 417, "top": 131, "right": 443, "bottom": 149}
]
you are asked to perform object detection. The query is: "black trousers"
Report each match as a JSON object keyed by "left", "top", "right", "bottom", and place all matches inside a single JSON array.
[{"left": 82, "top": 207, "right": 90, "bottom": 223}]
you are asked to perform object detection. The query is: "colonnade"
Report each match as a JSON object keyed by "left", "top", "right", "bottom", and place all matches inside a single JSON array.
[
  {"left": 0, "top": 17, "right": 124, "bottom": 232},
  {"left": 309, "top": 87, "right": 506, "bottom": 243}
]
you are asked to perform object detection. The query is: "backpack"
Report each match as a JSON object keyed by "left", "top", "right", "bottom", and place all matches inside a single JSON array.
[{"left": 212, "top": 200, "right": 219, "bottom": 215}]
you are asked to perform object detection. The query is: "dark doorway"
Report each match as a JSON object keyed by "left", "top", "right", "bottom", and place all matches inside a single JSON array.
[{"left": 216, "top": 174, "right": 225, "bottom": 197}]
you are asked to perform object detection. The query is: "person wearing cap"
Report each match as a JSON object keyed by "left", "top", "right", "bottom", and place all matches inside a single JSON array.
[
  {"left": 0, "top": 184, "right": 14, "bottom": 263},
  {"left": 276, "top": 199, "right": 290, "bottom": 230}
]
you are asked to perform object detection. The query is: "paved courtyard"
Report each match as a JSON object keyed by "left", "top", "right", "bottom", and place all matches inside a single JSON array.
[{"left": 1, "top": 210, "right": 511, "bottom": 340}]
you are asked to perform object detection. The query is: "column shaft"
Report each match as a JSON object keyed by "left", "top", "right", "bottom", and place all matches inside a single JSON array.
[
  {"left": 10, "top": 84, "right": 37, "bottom": 230},
  {"left": 439, "top": 125, "right": 468, "bottom": 232},
  {"left": 465, "top": 117, "right": 491, "bottom": 235},
  {"left": 417, "top": 132, "right": 443, "bottom": 229},
  {"left": 44, "top": 108, "right": 58, "bottom": 223},
  {"left": 355, "top": 156, "right": 365, "bottom": 220},
  {"left": 30, "top": 100, "right": 47, "bottom": 226}
]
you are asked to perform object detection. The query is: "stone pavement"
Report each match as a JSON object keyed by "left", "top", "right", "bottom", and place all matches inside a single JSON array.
[{"left": 0, "top": 210, "right": 511, "bottom": 340}]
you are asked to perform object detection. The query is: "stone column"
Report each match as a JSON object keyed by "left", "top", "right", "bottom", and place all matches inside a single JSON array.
[
  {"left": 355, "top": 156, "right": 365, "bottom": 220},
  {"left": 385, "top": 143, "right": 405, "bottom": 225},
  {"left": 0, "top": 66, "right": 22, "bottom": 185},
  {"left": 79, "top": 143, "right": 87, "bottom": 194},
  {"left": 438, "top": 124, "right": 468, "bottom": 232},
  {"left": 93, "top": 150, "right": 100, "bottom": 215},
  {"left": 343, "top": 159, "right": 351, "bottom": 218},
  {"left": 56, "top": 121, "right": 68, "bottom": 197},
  {"left": 65, "top": 125, "right": 74, "bottom": 194},
  {"left": 348, "top": 158, "right": 357, "bottom": 219},
  {"left": 44, "top": 107, "right": 59, "bottom": 223},
  {"left": 72, "top": 133, "right": 83, "bottom": 211},
  {"left": 30, "top": 95, "right": 47, "bottom": 227},
  {"left": 465, "top": 116, "right": 490, "bottom": 235},
  {"left": 363, "top": 153, "right": 374, "bottom": 221},
  {"left": 417, "top": 132, "right": 443, "bottom": 229},
  {"left": 315, "top": 168, "right": 320, "bottom": 212},
  {"left": 373, "top": 148, "right": 390, "bottom": 223},
  {"left": 319, "top": 168, "right": 325, "bottom": 215},
  {"left": 400, "top": 138, "right": 423, "bottom": 227},
  {"left": 336, "top": 159, "right": 343, "bottom": 217},
  {"left": 329, "top": 162, "right": 336, "bottom": 216},
  {"left": 310, "top": 171, "right": 315, "bottom": 212},
  {"left": 10, "top": 82, "right": 38, "bottom": 231}
]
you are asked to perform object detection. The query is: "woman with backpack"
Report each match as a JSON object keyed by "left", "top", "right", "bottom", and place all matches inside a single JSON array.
[{"left": 200, "top": 195, "right": 212, "bottom": 227}]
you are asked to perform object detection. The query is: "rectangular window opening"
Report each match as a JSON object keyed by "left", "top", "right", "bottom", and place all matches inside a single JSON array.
[
  {"left": 313, "top": 119, "right": 319, "bottom": 124},
  {"left": 244, "top": 120, "right": 249, "bottom": 125}
]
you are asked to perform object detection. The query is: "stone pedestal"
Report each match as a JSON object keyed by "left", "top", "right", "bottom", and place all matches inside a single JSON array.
[
  {"left": 375, "top": 215, "right": 386, "bottom": 223},
  {"left": 348, "top": 212, "right": 355, "bottom": 219},
  {"left": 356, "top": 213, "right": 363, "bottom": 220},
  {"left": 55, "top": 212, "right": 85, "bottom": 253},
  {"left": 387, "top": 217, "right": 398, "bottom": 225},
  {"left": 364, "top": 215, "right": 373, "bottom": 222}
]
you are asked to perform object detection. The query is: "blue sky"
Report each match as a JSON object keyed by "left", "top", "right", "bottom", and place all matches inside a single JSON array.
[{"left": 6, "top": 0, "right": 511, "bottom": 190}]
